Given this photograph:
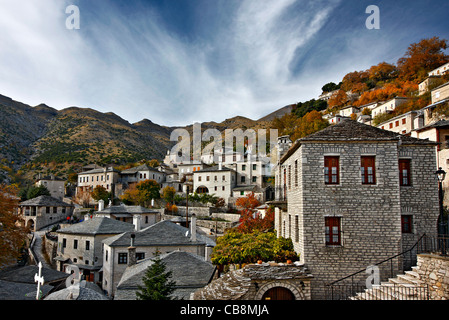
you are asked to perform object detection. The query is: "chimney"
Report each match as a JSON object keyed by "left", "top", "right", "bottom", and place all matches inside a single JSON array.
[
  {"left": 128, "top": 233, "right": 136, "bottom": 267},
  {"left": 98, "top": 200, "right": 104, "bottom": 211},
  {"left": 205, "top": 244, "right": 213, "bottom": 262},
  {"left": 133, "top": 214, "right": 141, "bottom": 231},
  {"left": 218, "top": 162, "right": 222, "bottom": 171},
  {"left": 190, "top": 213, "right": 197, "bottom": 242}
]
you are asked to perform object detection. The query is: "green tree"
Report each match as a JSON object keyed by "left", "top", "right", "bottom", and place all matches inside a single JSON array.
[
  {"left": 162, "top": 186, "right": 176, "bottom": 204},
  {"left": 136, "top": 253, "right": 176, "bottom": 300},
  {"left": 26, "top": 185, "right": 51, "bottom": 200}
]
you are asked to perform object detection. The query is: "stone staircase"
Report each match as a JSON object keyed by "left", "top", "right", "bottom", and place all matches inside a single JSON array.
[{"left": 351, "top": 267, "right": 429, "bottom": 300}]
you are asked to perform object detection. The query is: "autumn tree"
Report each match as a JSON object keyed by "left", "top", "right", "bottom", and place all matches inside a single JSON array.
[
  {"left": 290, "top": 110, "right": 329, "bottom": 142},
  {"left": 397, "top": 36, "right": 449, "bottom": 82},
  {"left": 368, "top": 62, "right": 398, "bottom": 83},
  {"left": 0, "top": 184, "right": 29, "bottom": 267},
  {"left": 327, "top": 89, "right": 348, "bottom": 109},
  {"left": 121, "top": 180, "right": 160, "bottom": 206},
  {"left": 162, "top": 186, "right": 176, "bottom": 204},
  {"left": 90, "top": 185, "right": 111, "bottom": 204},
  {"left": 210, "top": 230, "right": 298, "bottom": 266}
]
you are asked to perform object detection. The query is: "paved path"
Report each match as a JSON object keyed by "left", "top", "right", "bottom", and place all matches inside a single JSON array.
[{"left": 30, "top": 225, "right": 57, "bottom": 269}]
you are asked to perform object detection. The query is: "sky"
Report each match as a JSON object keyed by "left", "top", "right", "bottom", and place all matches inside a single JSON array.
[{"left": 0, "top": 0, "right": 448, "bottom": 127}]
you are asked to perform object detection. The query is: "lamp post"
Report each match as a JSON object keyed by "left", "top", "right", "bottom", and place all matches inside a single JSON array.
[{"left": 435, "top": 167, "right": 447, "bottom": 255}]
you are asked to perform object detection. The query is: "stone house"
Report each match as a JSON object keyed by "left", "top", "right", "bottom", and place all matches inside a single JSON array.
[
  {"left": 431, "top": 81, "right": 449, "bottom": 104},
  {"left": 76, "top": 167, "right": 120, "bottom": 203},
  {"left": 101, "top": 217, "right": 215, "bottom": 297},
  {"left": 55, "top": 217, "right": 135, "bottom": 285},
  {"left": 19, "top": 195, "right": 74, "bottom": 231},
  {"left": 115, "top": 250, "right": 216, "bottom": 300},
  {"left": 372, "top": 97, "right": 409, "bottom": 118},
  {"left": 273, "top": 120, "right": 440, "bottom": 299},
  {"left": 35, "top": 175, "right": 65, "bottom": 200},
  {"left": 94, "top": 204, "right": 161, "bottom": 231},
  {"left": 119, "top": 164, "right": 166, "bottom": 190},
  {"left": 377, "top": 110, "right": 421, "bottom": 135},
  {"left": 428, "top": 62, "right": 449, "bottom": 77},
  {"left": 193, "top": 164, "right": 237, "bottom": 202}
]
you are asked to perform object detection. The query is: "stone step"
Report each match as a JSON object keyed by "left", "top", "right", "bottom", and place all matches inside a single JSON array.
[
  {"left": 404, "top": 270, "right": 420, "bottom": 279},
  {"left": 397, "top": 274, "right": 425, "bottom": 286}
]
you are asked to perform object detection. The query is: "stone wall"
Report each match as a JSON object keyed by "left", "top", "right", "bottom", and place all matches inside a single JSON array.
[
  {"left": 275, "top": 140, "right": 439, "bottom": 299},
  {"left": 416, "top": 254, "right": 449, "bottom": 300}
]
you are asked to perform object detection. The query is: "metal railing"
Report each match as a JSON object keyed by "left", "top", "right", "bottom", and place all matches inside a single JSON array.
[{"left": 325, "top": 233, "right": 448, "bottom": 300}]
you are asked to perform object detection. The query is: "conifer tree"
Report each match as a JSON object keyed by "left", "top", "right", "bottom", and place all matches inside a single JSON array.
[{"left": 135, "top": 252, "right": 176, "bottom": 300}]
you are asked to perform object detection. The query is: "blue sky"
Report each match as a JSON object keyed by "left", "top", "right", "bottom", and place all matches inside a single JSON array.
[{"left": 0, "top": 0, "right": 448, "bottom": 127}]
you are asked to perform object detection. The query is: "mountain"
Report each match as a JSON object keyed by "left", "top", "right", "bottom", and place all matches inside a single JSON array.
[{"left": 0, "top": 94, "right": 285, "bottom": 184}]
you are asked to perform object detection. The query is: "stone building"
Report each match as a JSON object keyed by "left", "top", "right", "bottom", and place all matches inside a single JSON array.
[
  {"left": 55, "top": 217, "right": 135, "bottom": 285},
  {"left": 115, "top": 250, "right": 216, "bottom": 300},
  {"left": 192, "top": 262, "right": 313, "bottom": 300},
  {"left": 101, "top": 217, "right": 215, "bottom": 297},
  {"left": 94, "top": 204, "right": 161, "bottom": 231},
  {"left": 35, "top": 175, "right": 65, "bottom": 200},
  {"left": 193, "top": 164, "right": 237, "bottom": 202},
  {"left": 273, "top": 120, "right": 440, "bottom": 299},
  {"left": 19, "top": 195, "right": 74, "bottom": 231}
]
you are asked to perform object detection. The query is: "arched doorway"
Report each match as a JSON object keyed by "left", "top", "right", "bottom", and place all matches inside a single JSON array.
[
  {"left": 26, "top": 219, "right": 35, "bottom": 231},
  {"left": 196, "top": 186, "right": 209, "bottom": 194},
  {"left": 261, "top": 287, "right": 295, "bottom": 300}
]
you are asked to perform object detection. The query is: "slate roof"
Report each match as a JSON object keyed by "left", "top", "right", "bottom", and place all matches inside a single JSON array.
[
  {"left": 196, "top": 164, "right": 234, "bottom": 173},
  {"left": 79, "top": 167, "right": 119, "bottom": 175},
  {"left": 120, "top": 164, "right": 159, "bottom": 174},
  {"left": 115, "top": 251, "right": 216, "bottom": 300},
  {"left": 0, "top": 265, "right": 69, "bottom": 285},
  {"left": 19, "top": 195, "right": 73, "bottom": 207},
  {"left": 281, "top": 120, "right": 438, "bottom": 164},
  {"left": 94, "top": 205, "right": 159, "bottom": 215},
  {"left": 56, "top": 217, "right": 135, "bottom": 235},
  {"left": 102, "top": 219, "right": 215, "bottom": 247},
  {"left": 44, "top": 281, "right": 109, "bottom": 300},
  {"left": 0, "top": 279, "right": 54, "bottom": 300}
]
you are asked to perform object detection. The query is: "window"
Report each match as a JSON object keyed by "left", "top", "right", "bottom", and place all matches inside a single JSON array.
[
  {"left": 222, "top": 175, "right": 226, "bottom": 181},
  {"left": 294, "top": 160, "right": 298, "bottom": 187},
  {"left": 242, "top": 164, "right": 246, "bottom": 171},
  {"left": 136, "top": 253, "right": 145, "bottom": 261},
  {"left": 241, "top": 176, "right": 246, "bottom": 183},
  {"left": 118, "top": 253, "right": 127, "bottom": 264},
  {"left": 402, "top": 118, "right": 406, "bottom": 125},
  {"left": 288, "top": 165, "right": 291, "bottom": 190},
  {"left": 399, "top": 159, "right": 411, "bottom": 186},
  {"left": 86, "top": 241, "right": 90, "bottom": 250},
  {"left": 401, "top": 215, "right": 413, "bottom": 233},
  {"left": 62, "top": 238, "right": 67, "bottom": 248},
  {"left": 361, "top": 156, "right": 376, "bottom": 184},
  {"left": 206, "top": 176, "right": 210, "bottom": 181},
  {"left": 395, "top": 120, "right": 399, "bottom": 127},
  {"left": 253, "top": 164, "right": 257, "bottom": 170},
  {"left": 295, "top": 215, "right": 299, "bottom": 242},
  {"left": 325, "top": 217, "right": 341, "bottom": 246},
  {"left": 324, "top": 156, "right": 339, "bottom": 185},
  {"left": 222, "top": 186, "right": 225, "bottom": 191},
  {"left": 389, "top": 123, "right": 393, "bottom": 129},
  {"left": 252, "top": 176, "right": 257, "bottom": 183},
  {"left": 198, "top": 176, "right": 202, "bottom": 182},
  {"left": 74, "top": 239, "right": 78, "bottom": 249}
]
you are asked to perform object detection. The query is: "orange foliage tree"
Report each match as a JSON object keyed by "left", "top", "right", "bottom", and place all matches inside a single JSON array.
[
  {"left": 397, "top": 36, "right": 449, "bottom": 83},
  {"left": 235, "top": 192, "right": 274, "bottom": 233},
  {"left": 0, "top": 184, "right": 29, "bottom": 267}
]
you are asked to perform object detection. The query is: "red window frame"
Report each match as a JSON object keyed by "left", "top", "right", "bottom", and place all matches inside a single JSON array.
[
  {"left": 324, "top": 156, "right": 339, "bottom": 185},
  {"left": 361, "top": 156, "right": 376, "bottom": 184},
  {"left": 399, "top": 159, "right": 411, "bottom": 186},
  {"left": 401, "top": 215, "right": 413, "bottom": 233},
  {"left": 325, "top": 217, "right": 341, "bottom": 246}
]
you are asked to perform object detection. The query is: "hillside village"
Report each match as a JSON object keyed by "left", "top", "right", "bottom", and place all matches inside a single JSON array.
[{"left": 1, "top": 38, "right": 449, "bottom": 301}]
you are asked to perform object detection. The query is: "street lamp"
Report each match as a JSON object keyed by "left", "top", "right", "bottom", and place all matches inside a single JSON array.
[{"left": 435, "top": 167, "right": 447, "bottom": 255}]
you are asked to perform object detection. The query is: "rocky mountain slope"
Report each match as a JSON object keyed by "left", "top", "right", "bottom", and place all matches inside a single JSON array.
[{"left": 0, "top": 94, "right": 285, "bottom": 184}]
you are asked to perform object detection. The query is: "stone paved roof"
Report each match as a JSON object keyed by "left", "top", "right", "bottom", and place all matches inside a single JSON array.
[
  {"left": 44, "top": 281, "right": 109, "bottom": 300},
  {"left": 19, "top": 195, "right": 73, "bottom": 207},
  {"left": 94, "top": 205, "right": 159, "bottom": 215},
  {"left": 102, "top": 219, "right": 215, "bottom": 247},
  {"left": 0, "top": 265, "right": 69, "bottom": 284},
  {"left": 281, "top": 120, "right": 438, "bottom": 164},
  {"left": 196, "top": 164, "right": 234, "bottom": 173},
  {"left": 120, "top": 164, "right": 159, "bottom": 174},
  {"left": 115, "top": 251, "right": 216, "bottom": 300},
  {"left": 192, "top": 263, "right": 313, "bottom": 300},
  {"left": 56, "top": 217, "right": 135, "bottom": 235}
]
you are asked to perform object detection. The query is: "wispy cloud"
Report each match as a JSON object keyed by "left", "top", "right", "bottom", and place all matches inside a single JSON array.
[{"left": 1, "top": 0, "right": 445, "bottom": 127}]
